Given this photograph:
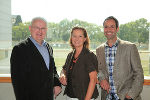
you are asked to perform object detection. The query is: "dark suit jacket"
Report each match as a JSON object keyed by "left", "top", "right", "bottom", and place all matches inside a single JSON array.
[
  {"left": 63, "top": 47, "right": 99, "bottom": 100},
  {"left": 10, "top": 38, "right": 61, "bottom": 100}
]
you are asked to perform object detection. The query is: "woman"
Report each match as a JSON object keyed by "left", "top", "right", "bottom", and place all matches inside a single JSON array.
[{"left": 59, "top": 27, "right": 99, "bottom": 100}]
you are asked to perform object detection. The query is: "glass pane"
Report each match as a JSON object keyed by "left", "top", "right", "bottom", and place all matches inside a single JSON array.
[
  {"left": 0, "top": 0, "right": 150, "bottom": 78},
  {"left": 0, "top": 0, "right": 11, "bottom": 74}
]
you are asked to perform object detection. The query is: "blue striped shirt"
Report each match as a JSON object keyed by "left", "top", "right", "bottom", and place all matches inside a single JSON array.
[
  {"left": 105, "top": 40, "right": 119, "bottom": 100},
  {"left": 29, "top": 36, "right": 50, "bottom": 69}
]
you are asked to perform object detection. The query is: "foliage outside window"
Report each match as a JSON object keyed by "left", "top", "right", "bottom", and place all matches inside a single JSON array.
[{"left": 10, "top": 18, "right": 150, "bottom": 76}]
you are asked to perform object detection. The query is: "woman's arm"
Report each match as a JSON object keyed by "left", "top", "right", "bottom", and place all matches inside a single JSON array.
[{"left": 84, "top": 71, "right": 97, "bottom": 100}]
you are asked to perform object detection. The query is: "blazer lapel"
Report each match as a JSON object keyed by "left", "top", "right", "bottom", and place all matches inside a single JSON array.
[
  {"left": 46, "top": 44, "right": 52, "bottom": 71},
  {"left": 46, "top": 43, "right": 53, "bottom": 57},
  {"left": 113, "top": 40, "right": 122, "bottom": 75},
  {"left": 27, "top": 38, "right": 48, "bottom": 70}
]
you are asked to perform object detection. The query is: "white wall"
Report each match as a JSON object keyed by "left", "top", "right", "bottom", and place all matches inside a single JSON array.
[{"left": 0, "top": 0, "right": 12, "bottom": 48}]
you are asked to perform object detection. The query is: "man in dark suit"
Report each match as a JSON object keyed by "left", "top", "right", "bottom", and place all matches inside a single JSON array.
[{"left": 10, "top": 17, "right": 61, "bottom": 100}]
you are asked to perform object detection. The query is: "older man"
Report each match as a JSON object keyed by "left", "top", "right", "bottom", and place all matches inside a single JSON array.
[{"left": 11, "top": 17, "right": 61, "bottom": 100}]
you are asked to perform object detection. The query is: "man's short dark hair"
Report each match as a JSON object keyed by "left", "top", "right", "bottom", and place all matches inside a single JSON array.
[{"left": 103, "top": 16, "right": 119, "bottom": 29}]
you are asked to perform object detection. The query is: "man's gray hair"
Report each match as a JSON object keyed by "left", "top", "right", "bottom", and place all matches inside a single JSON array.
[{"left": 31, "top": 17, "right": 47, "bottom": 26}]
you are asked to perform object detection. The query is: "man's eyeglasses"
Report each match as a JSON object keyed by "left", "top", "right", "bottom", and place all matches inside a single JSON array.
[{"left": 32, "top": 26, "right": 47, "bottom": 31}]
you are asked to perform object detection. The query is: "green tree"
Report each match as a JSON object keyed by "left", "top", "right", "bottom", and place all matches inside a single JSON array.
[
  {"left": 59, "top": 19, "right": 71, "bottom": 42},
  {"left": 47, "top": 22, "right": 59, "bottom": 41},
  {"left": 13, "top": 15, "right": 22, "bottom": 26},
  {"left": 12, "top": 22, "right": 30, "bottom": 41},
  {"left": 135, "top": 18, "right": 149, "bottom": 44},
  {"left": 118, "top": 18, "right": 149, "bottom": 44}
]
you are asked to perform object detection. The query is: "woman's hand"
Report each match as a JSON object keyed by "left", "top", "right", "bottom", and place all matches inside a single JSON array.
[
  {"left": 59, "top": 75, "right": 67, "bottom": 86},
  {"left": 100, "top": 79, "right": 110, "bottom": 93}
]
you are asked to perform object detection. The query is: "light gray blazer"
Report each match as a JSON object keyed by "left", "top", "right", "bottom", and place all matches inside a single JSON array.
[{"left": 96, "top": 39, "right": 144, "bottom": 100}]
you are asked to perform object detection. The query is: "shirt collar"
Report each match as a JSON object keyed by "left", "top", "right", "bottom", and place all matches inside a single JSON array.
[
  {"left": 105, "top": 39, "right": 119, "bottom": 47},
  {"left": 29, "top": 36, "right": 47, "bottom": 47}
]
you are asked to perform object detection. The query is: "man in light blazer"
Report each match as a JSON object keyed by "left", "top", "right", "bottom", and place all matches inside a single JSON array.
[
  {"left": 96, "top": 16, "right": 144, "bottom": 100},
  {"left": 10, "top": 17, "right": 61, "bottom": 100}
]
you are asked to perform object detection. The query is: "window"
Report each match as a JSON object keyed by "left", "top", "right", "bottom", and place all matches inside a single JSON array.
[{"left": 0, "top": 0, "right": 150, "bottom": 80}]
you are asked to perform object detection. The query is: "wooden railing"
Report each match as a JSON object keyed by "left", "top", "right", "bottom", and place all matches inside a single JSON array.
[
  {"left": 0, "top": 77, "right": 11, "bottom": 83},
  {"left": 0, "top": 77, "right": 150, "bottom": 85}
]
